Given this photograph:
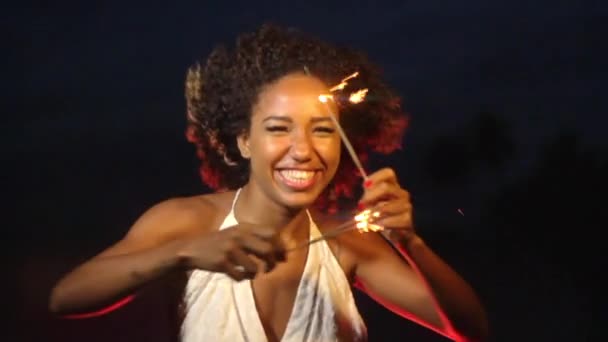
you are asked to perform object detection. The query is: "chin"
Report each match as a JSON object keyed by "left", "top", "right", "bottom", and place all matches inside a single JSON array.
[
  {"left": 272, "top": 169, "right": 327, "bottom": 209},
  {"left": 277, "top": 191, "right": 321, "bottom": 209}
]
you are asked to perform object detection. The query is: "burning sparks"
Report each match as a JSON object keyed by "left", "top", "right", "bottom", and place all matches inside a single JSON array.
[
  {"left": 313, "top": 70, "right": 370, "bottom": 180},
  {"left": 287, "top": 207, "right": 385, "bottom": 251},
  {"left": 354, "top": 209, "right": 383, "bottom": 233},
  {"left": 303, "top": 67, "right": 379, "bottom": 235},
  {"left": 348, "top": 89, "right": 368, "bottom": 104},
  {"left": 330, "top": 73, "right": 379, "bottom": 233},
  {"left": 318, "top": 94, "right": 333, "bottom": 103},
  {"left": 318, "top": 86, "right": 367, "bottom": 104},
  {"left": 329, "top": 71, "right": 359, "bottom": 92},
  {"left": 326, "top": 71, "right": 369, "bottom": 104}
]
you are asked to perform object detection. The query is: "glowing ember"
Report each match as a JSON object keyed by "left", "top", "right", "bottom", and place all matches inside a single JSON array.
[
  {"left": 305, "top": 67, "right": 371, "bottom": 180},
  {"left": 348, "top": 89, "right": 368, "bottom": 104},
  {"left": 318, "top": 94, "right": 333, "bottom": 103},
  {"left": 354, "top": 209, "right": 383, "bottom": 233},
  {"left": 329, "top": 72, "right": 359, "bottom": 92},
  {"left": 324, "top": 71, "right": 369, "bottom": 104}
]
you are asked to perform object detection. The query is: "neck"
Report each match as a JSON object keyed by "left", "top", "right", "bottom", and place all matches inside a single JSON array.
[{"left": 234, "top": 183, "right": 310, "bottom": 243}]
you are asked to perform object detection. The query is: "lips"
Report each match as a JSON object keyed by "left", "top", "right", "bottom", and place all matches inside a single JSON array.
[{"left": 275, "top": 169, "right": 320, "bottom": 191}]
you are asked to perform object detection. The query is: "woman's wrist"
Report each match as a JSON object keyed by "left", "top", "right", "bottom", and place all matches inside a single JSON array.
[{"left": 387, "top": 230, "right": 424, "bottom": 250}]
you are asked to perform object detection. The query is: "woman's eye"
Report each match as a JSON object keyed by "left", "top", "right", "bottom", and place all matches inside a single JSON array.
[
  {"left": 266, "top": 126, "right": 288, "bottom": 132},
  {"left": 315, "top": 127, "right": 335, "bottom": 134}
]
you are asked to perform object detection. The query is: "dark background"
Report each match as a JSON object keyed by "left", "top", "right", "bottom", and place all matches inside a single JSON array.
[{"left": 5, "top": 1, "right": 605, "bottom": 341}]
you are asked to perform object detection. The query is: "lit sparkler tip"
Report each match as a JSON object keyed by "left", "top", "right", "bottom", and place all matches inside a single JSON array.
[
  {"left": 348, "top": 89, "right": 368, "bottom": 104},
  {"left": 318, "top": 94, "right": 333, "bottom": 103},
  {"left": 329, "top": 84, "right": 346, "bottom": 92},
  {"left": 354, "top": 209, "right": 371, "bottom": 221},
  {"left": 328, "top": 71, "right": 361, "bottom": 93},
  {"left": 353, "top": 209, "right": 384, "bottom": 233},
  {"left": 318, "top": 70, "right": 370, "bottom": 181},
  {"left": 342, "top": 72, "right": 359, "bottom": 82}
]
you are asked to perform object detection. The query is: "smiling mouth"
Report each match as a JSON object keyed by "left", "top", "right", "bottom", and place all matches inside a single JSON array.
[{"left": 275, "top": 169, "right": 320, "bottom": 190}]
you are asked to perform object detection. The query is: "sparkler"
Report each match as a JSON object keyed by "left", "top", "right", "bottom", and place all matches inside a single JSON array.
[
  {"left": 304, "top": 67, "right": 370, "bottom": 181},
  {"left": 354, "top": 209, "right": 383, "bottom": 232},
  {"left": 297, "top": 67, "right": 383, "bottom": 240},
  {"left": 287, "top": 209, "right": 383, "bottom": 252},
  {"left": 318, "top": 94, "right": 369, "bottom": 181}
]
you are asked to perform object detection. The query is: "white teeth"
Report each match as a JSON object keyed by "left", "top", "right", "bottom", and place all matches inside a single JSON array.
[{"left": 279, "top": 170, "right": 315, "bottom": 181}]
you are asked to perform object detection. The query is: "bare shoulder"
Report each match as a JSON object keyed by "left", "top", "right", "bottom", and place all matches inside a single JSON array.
[
  {"left": 128, "top": 191, "right": 237, "bottom": 238},
  {"left": 311, "top": 209, "right": 396, "bottom": 277},
  {"left": 96, "top": 191, "right": 237, "bottom": 258}
]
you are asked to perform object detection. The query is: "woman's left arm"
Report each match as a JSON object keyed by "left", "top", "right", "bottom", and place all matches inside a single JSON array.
[{"left": 354, "top": 168, "right": 489, "bottom": 342}]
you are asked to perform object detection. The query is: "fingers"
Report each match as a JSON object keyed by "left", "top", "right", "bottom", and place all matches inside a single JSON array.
[
  {"left": 252, "top": 230, "right": 287, "bottom": 262},
  {"left": 233, "top": 227, "right": 286, "bottom": 273},
  {"left": 359, "top": 182, "right": 409, "bottom": 208},
  {"left": 375, "top": 211, "right": 413, "bottom": 229},
  {"left": 239, "top": 235, "right": 278, "bottom": 272},
  {"left": 360, "top": 193, "right": 413, "bottom": 229},
  {"left": 373, "top": 199, "right": 412, "bottom": 217},
  {"left": 364, "top": 168, "right": 400, "bottom": 187},
  {"left": 218, "top": 223, "right": 288, "bottom": 279},
  {"left": 228, "top": 248, "right": 258, "bottom": 275},
  {"left": 357, "top": 168, "right": 415, "bottom": 232},
  {"left": 237, "top": 224, "right": 286, "bottom": 258},
  {"left": 223, "top": 260, "right": 253, "bottom": 281}
]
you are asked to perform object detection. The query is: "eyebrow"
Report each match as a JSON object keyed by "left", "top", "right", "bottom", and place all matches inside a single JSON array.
[
  {"left": 311, "top": 117, "right": 333, "bottom": 123},
  {"left": 262, "top": 115, "right": 291, "bottom": 123},
  {"left": 262, "top": 115, "right": 333, "bottom": 123}
]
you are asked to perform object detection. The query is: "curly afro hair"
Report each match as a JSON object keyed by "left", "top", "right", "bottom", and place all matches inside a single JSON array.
[{"left": 185, "top": 23, "right": 407, "bottom": 212}]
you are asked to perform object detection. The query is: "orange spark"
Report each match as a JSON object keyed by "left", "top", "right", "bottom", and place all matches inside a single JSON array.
[
  {"left": 348, "top": 89, "right": 368, "bottom": 103},
  {"left": 326, "top": 71, "right": 369, "bottom": 104},
  {"left": 318, "top": 94, "right": 333, "bottom": 103},
  {"left": 317, "top": 70, "right": 371, "bottom": 180},
  {"left": 329, "top": 72, "right": 359, "bottom": 92},
  {"left": 354, "top": 209, "right": 384, "bottom": 233}
]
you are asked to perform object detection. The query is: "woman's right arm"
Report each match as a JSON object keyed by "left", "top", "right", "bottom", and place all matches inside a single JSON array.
[{"left": 48, "top": 197, "right": 211, "bottom": 315}]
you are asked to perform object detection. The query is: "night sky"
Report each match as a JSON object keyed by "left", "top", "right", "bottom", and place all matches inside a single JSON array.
[{"left": 6, "top": 1, "right": 606, "bottom": 341}]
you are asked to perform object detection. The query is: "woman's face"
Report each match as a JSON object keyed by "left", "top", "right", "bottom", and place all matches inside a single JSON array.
[{"left": 239, "top": 72, "right": 341, "bottom": 209}]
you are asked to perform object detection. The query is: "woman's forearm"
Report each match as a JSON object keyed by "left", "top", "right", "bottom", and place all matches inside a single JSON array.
[
  {"left": 49, "top": 239, "right": 186, "bottom": 315},
  {"left": 391, "top": 233, "right": 489, "bottom": 341}
]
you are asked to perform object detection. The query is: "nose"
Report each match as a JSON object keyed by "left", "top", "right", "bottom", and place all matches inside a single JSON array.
[{"left": 289, "top": 130, "right": 313, "bottom": 162}]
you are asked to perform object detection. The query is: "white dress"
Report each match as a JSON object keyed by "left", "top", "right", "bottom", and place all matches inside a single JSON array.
[{"left": 180, "top": 189, "right": 367, "bottom": 341}]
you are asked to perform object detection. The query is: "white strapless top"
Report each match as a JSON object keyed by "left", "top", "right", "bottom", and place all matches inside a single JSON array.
[{"left": 179, "top": 189, "right": 367, "bottom": 341}]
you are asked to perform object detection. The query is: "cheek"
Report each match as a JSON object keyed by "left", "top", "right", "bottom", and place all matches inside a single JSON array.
[
  {"left": 316, "top": 138, "right": 341, "bottom": 164},
  {"left": 251, "top": 136, "right": 289, "bottom": 164}
]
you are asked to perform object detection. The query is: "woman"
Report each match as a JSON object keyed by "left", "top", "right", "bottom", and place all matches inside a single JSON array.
[{"left": 50, "top": 24, "right": 488, "bottom": 341}]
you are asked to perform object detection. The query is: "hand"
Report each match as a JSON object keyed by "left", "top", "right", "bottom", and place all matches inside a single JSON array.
[
  {"left": 358, "top": 168, "right": 416, "bottom": 243},
  {"left": 179, "top": 223, "right": 286, "bottom": 281}
]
